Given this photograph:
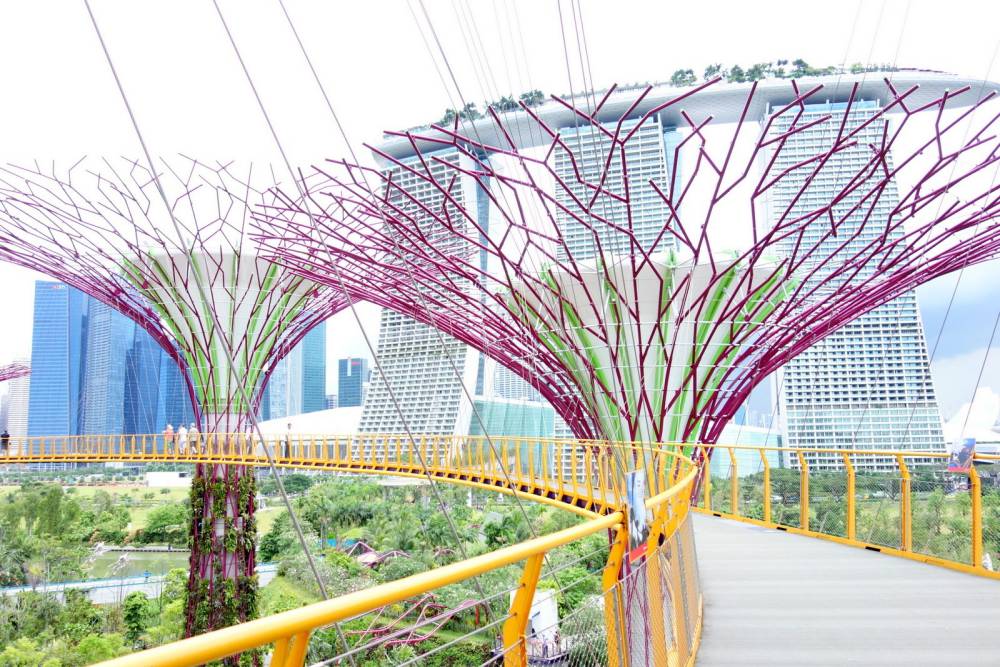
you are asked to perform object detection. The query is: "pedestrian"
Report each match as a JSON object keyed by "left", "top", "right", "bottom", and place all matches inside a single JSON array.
[
  {"left": 284, "top": 422, "right": 293, "bottom": 459},
  {"left": 0, "top": 429, "right": 8, "bottom": 456},
  {"left": 163, "top": 424, "right": 174, "bottom": 455},
  {"left": 188, "top": 423, "right": 199, "bottom": 454},
  {"left": 176, "top": 424, "right": 188, "bottom": 454}
]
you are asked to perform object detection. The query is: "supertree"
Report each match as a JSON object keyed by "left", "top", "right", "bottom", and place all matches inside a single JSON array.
[
  {"left": 0, "top": 157, "right": 349, "bottom": 653},
  {"left": 255, "top": 76, "right": 1000, "bottom": 480},
  {"left": 0, "top": 362, "right": 29, "bottom": 384}
]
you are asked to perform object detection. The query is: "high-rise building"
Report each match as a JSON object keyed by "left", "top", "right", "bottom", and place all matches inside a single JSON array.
[
  {"left": 4, "top": 361, "right": 30, "bottom": 438},
  {"left": 766, "top": 100, "right": 945, "bottom": 470},
  {"left": 359, "top": 150, "right": 482, "bottom": 435},
  {"left": 27, "top": 282, "right": 88, "bottom": 437},
  {"left": 554, "top": 117, "right": 680, "bottom": 260},
  {"left": 155, "top": 349, "right": 196, "bottom": 433},
  {"left": 338, "top": 357, "right": 370, "bottom": 408},
  {"left": 364, "top": 74, "right": 954, "bottom": 453},
  {"left": 325, "top": 394, "right": 338, "bottom": 410},
  {"left": 260, "top": 322, "right": 327, "bottom": 420},
  {"left": 81, "top": 300, "right": 134, "bottom": 434},
  {"left": 124, "top": 331, "right": 165, "bottom": 435},
  {"left": 302, "top": 321, "right": 327, "bottom": 414}
]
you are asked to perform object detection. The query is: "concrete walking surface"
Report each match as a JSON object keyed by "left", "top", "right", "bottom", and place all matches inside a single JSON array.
[{"left": 693, "top": 514, "right": 1000, "bottom": 666}]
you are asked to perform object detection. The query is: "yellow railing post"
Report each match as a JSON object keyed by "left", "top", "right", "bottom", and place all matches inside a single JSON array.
[
  {"left": 502, "top": 553, "right": 545, "bottom": 667},
  {"left": 970, "top": 466, "right": 983, "bottom": 568},
  {"left": 728, "top": 447, "right": 739, "bottom": 516},
  {"left": 760, "top": 449, "right": 772, "bottom": 525},
  {"left": 701, "top": 446, "right": 712, "bottom": 512},
  {"left": 283, "top": 630, "right": 311, "bottom": 667},
  {"left": 602, "top": 526, "right": 628, "bottom": 667},
  {"left": 842, "top": 453, "right": 856, "bottom": 542},
  {"left": 797, "top": 451, "right": 809, "bottom": 531},
  {"left": 896, "top": 454, "right": 912, "bottom": 552}
]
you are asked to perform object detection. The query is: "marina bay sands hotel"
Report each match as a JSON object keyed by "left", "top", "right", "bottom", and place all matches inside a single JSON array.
[{"left": 359, "top": 71, "right": 978, "bottom": 470}]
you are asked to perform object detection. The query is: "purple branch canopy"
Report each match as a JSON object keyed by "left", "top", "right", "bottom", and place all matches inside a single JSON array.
[
  {"left": 0, "top": 156, "right": 354, "bottom": 645},
  {"left": 0, "top": 362, "right": 30, "bottom": 384},
  {"left": 0, "top": 156, "right": 350, "bottom": 429},
  {"left": 255, "top": 77, "right": 1000, "bottom": 456}
]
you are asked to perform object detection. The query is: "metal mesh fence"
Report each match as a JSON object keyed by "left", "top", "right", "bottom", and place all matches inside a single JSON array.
[
  {"left": 911, "top": 473, "right": 973, "bottom": 565},
  {"left": 809, "top": 471, "right": 848, "bottom": 539},
  {"left": 738, "top": 457, "right": 767, "bottom": 521},
  {"left": 852, "top": 458, "right": 904, "bottom": 550}
]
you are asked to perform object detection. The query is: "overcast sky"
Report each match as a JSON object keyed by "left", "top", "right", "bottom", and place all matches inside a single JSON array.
[{"left": 0, "top": 0, "right": 998, "bottom": 418}]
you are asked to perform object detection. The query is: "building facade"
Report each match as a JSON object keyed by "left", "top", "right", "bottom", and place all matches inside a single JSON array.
[
  {"left": 260, "top": 322, "right": 327, "bottom": 421},
  {"left": 338, "top": 357, "right": 369, "bottom": 408},
  {"left": 27, "top": 282, "right": 88, "bottom": 437},
  {"left": 766, "top": 100, "right": 945, "bottom": 470},
  {"left": 364, "top": 74, "right": 960, "bottom": 452},
  {"left": 359, "top": 150, "right": 481, "bottom": 435}
]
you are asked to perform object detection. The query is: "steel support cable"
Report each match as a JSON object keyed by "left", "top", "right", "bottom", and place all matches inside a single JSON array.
[
  {"left": 374, "top": 0, "right": 610, "bottom": 564},
  {"left": 889, "top": 36, "right": 1000, "bottom": 446},
  {"left": 78, "top": 2, "right": 347, "bottom": 660},
  {"left": 446, "top": 0, "right": 570, "bottom": 444},
  {"left": 549, "top": 0, "right": 633, "bottom": 479},
  {"left": 272, "top": 1, "right": 592, "bottom": 613},
  {"left": 209, "top": 0, "right": 511, "bottom": 639}
]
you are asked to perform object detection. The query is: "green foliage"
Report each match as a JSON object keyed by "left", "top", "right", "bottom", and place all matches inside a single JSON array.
[
  {"left": 375, "top": 556, "right": 425, "bottom": 583},
  {"left": 519, "top": 89, "right": 545, "bottom": 107},
  {"left": 137, "top": 503, "right": 188, "bottom": 546},
  {"left": 75, "top": 633, "right": 126, "bottom": 664},
  {"left": 123, "top": 592, "right": 152, "bottom": 647},
  {"left": 669, "top": 69, "right": 696, "bottom": 86}
]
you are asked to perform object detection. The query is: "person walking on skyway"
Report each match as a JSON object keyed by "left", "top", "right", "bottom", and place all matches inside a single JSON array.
[
  {"left": 163, "top": 424, "right": 174, "bottom": 455},
  {"left": 0, "top": 429, "right": 8, "bottom": 456}
]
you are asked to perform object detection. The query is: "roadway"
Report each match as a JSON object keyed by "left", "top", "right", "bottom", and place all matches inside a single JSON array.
[{"left": 693, "top": 514, "right": 1000, "bottom": 666}]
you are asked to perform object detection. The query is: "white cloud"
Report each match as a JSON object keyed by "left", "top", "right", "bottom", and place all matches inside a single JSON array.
[{"left": 931, "top": 346, "right": 1000, "bottom": 420}]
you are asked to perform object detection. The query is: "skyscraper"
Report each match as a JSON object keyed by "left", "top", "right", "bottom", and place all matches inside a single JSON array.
[
  {"left": 4, "top": 361, "right": 30, "bottom": 438},
  {"left": 766, "top": 99, "right": 945, "bottom": 469},
  {"left": 260, "top": 322, "right": 327, "bottom": 420},
  {"left": 302, "top": 321, "right": 327, "bottom": 414},
  {"left": 124, "top": 330, "right": 165, "bottom": 435},
  {"left": 554, "top": 117, "right": 680, "bottom": 260},
  {"left": 27, "top": 282, "right": 88, "bottom": 437},
  {"left": 359, "top": 150, "right": 481, "bottom": 435},
  {"left": 363, "top": 74, "right": 954, "bottom": 452},
  {"left": 80, "top": 299, "right": 133, "bottom": 434},
  {"left": 338, "top": 357, "right": 370, "bottom": 408}
]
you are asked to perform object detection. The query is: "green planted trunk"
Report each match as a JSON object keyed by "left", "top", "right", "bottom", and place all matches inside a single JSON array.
[{"left": 185, "top": 461, "right": 260, "bottom": 666}]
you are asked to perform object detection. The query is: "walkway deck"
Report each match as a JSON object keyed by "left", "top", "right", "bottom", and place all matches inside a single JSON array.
[{"left": 693, "top": 514, "right": 1000, "bottom": 666}]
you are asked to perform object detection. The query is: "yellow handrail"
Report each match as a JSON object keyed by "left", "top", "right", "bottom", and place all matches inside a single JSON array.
[{"left": 99, "top": 512, "right": 626, "bottom": 667}]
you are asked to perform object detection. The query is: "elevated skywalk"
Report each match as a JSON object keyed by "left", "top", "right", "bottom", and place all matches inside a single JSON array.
[
  {"left": 694, "top": 514, "right": 1000, "bottom": 665},
  {"left": 2, "top": 434, "right": 997, "bottom": 665}
]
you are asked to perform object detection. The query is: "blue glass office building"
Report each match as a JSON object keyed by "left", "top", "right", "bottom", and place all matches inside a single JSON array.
[
  {"left": 302, "top": 322, "right": 327, "bottom": 413},
  {"left": 28, "top": 282, "right": 88, "bottom": 437},
  {"left": 27, "top": 281, "right": 194, "bottom": 437},
  {"left": 260, "top": 322, "right": 328, "bottom": 420},
  {"left": 338, "top": 357, "right": 369, "bottom": 408}
]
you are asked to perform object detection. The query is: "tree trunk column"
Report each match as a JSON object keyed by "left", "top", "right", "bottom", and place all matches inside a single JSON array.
[{"left": 184, "top": 413, "right": 259, "bottom": 666}]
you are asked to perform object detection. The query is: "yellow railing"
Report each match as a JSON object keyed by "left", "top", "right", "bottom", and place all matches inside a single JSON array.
[
  {"left": 1, "top": 434, "right": 703, "bottom": 666},
  {"left": 696, "top": 444, "right": 1000, "bottom": 580},
  {"left": 1, "top": 432, "right": 693, "bottom": 516},
  {"left": 6, "top": 436, "right": 994, "bottom": 663}
]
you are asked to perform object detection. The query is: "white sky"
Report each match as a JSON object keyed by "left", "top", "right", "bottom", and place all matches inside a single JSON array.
[{"left": 0, "top": 0, "right": 998, "bottom": 414}]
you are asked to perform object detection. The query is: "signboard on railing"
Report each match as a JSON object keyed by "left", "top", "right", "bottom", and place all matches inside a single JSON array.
[
  {"left": 626, "top": 469, "right": 651, "bottom": 563},
  {"left": 947, "top": 437, "right": 976, "bottom": 473}
]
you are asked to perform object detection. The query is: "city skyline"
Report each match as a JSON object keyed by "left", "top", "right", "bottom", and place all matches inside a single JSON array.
[{"left": 1, "top": 2, "right": 999, "bottom": 427}]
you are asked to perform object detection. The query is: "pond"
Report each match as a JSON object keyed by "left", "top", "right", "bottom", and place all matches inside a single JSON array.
[{"left": 86, "top": 551, "right": 190, "bottom": 579}]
